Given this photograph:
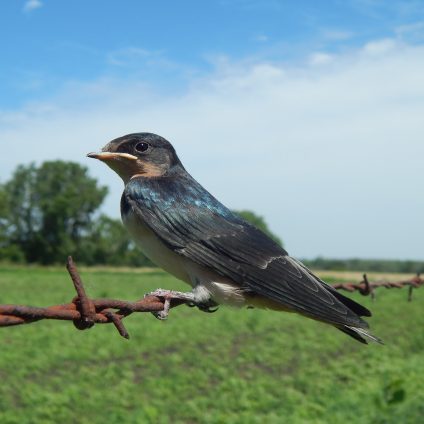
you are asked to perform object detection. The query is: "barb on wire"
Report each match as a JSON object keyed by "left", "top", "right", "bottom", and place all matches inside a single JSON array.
[
  {"left": 0, "top": 259, "right": 422, "bottom": 338},
  {"left": 0, "top": 256, "right": 187, "bottom": 339},
  {"left": 332, "top": 273, "right": 423, "bottom": 302}
]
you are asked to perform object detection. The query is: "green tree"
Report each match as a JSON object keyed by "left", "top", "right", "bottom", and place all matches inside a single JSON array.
[
  {"left": 233, "top": 209, "right": 283, "bottom": 247},
  {"left": 3, "top": 161, "right": 108, "bottom": 264},
  {"left": 0, "top": 184, "right": 24, "bottom": 262},
  {"left": 0, "top": 183, "right": 8, "bottom": 239}
]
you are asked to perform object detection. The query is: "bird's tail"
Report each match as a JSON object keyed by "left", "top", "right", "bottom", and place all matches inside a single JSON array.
[
  {"left": 338, "top": 325, "right": 384, "bottom": 345},
  {"left": 290, "top": 258, "right": 383, "bottom": 344}
]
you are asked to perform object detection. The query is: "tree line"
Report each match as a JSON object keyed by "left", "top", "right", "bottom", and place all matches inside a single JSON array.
[
  {"left": 0, "top": 161, "right": 281, "bottom": 266},
  {"left": 301, "top": 257, "right": 423, "bottom": 274}
]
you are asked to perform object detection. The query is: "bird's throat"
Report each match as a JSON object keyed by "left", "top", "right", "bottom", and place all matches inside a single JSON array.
[{"left": 106, "top": 159, "right": 165, "bottom": 183}]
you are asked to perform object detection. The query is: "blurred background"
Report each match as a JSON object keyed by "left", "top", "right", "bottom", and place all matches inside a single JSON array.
[{"left": 0, "top": 1, "right": 423, "bottom": 423}]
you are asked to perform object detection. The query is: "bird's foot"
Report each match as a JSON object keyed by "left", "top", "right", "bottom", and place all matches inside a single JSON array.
[
  {"left": 186, "top": 299, "right": 219, "bottom": 313},
  {"left": 147, "top": 289, "right": 196, "bottom": 320}
]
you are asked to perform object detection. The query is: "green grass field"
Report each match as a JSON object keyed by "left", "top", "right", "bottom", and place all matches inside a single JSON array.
[{"left": 0, "top": 266, "right": 423, "bottom": 424}]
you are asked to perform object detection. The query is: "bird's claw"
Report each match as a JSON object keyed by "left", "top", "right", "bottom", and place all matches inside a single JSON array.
[
  {"left": 186, "top": 300, "right": 219, "bottom": 313},
  {"left": 147, "top": 288, "right": 219, "bottom": 318},
  {"left": 153, "top": 310, "right": 169, "bottom": 320},
  {"left": 199, "top": 305, "right": 219, "bottom": 313},
  {"left": 147, "top": 288, "right": 196, "bottom": 320}
]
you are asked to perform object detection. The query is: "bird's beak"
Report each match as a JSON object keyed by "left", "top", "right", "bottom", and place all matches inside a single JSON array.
[
  {"left": 87, "top": 151, "right": 141, "bottom": 183},
  {"left": 87, "top": 152, "right": 138, "bottom": 162}
]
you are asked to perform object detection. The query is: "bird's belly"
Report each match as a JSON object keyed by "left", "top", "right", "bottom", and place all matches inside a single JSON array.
[
  {"left": 122, "top": 210, "right": 249, "bottom": 304},
  {"left": 122, "top": 211, "right": 192, "bottom": 284}
]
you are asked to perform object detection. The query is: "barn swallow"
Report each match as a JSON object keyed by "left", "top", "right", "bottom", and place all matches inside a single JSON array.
[{"left": 88, "top": 133, "right": 381, "bottom": 344}]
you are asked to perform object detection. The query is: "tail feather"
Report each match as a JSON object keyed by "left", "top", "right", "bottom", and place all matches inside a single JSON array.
[
  {"left": 338, "top": 326, "right": 384, "bottom": 345},
  {"left": 330, "top": 288, "right": 372, "bottom": 318},
  {"left": 290, "top": 259, "right": 381, "bottom": 344},
  {"left": 293, "top": 259, "right": 372, "bottom": 318}
]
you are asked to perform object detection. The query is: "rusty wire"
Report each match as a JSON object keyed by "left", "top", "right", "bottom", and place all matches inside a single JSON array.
[
  {"left": 0, "top": 257, "right": 422, "bottom": 338},
  {"left": 332, "top": 273, "right": 423, "bottom": 301},
  {"left": 0, "top": 257, "right": 186, "bottom": 338}
]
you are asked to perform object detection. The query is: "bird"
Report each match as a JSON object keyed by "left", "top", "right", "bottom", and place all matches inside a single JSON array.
[{"left": 88, "top": 132, "right": 381, "bottom": 344}]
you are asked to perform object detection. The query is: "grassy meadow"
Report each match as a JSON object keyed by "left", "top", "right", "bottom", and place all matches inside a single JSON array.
[{"left": 0, "top": 266, "right": 423, "bottom": 424}]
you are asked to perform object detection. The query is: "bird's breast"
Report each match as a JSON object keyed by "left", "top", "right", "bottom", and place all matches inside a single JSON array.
[{"left": 121, "top": 208, "right": 192, "bottom": 284}]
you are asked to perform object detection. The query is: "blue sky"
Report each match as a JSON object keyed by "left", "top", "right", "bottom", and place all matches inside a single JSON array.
[
  {"left": 1, "top": 1, "right": 423, "bottom": 260},
  {"left": 3, "top": 0, "right": 424, "bottom": 108}
]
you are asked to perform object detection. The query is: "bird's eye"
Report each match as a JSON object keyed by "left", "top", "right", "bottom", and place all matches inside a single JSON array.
[{"left": 135, "top": 142, "right": 150, "bottom": 153}]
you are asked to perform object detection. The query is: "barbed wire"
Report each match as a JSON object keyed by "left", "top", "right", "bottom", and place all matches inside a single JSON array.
[
  {"left": 332, "top": 273, "right": 423, "bottom": 301},
  {"left": 0, "top": 257, "right": 422, "bottom": 338},
  {"left": 0, "top": 257, "right": 185, "bottom": 338}
]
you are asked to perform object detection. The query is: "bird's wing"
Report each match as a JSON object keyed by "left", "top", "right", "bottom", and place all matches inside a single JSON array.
[{"left": 123, "top": 175, "right": 370, "bottom": 328}]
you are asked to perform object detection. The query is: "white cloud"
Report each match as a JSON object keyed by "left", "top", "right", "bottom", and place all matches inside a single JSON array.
[
  {"left": 363, "top": 38, "right": 399, "bottom": 55},
  {"left": 309, "top": 52, "right": 333, "bottom": 66},
  {"left": 1, "top": 39, "right": 424, "bottom": 260},
  {"left": 23, "top": 0, "right": 43, "bottom": 13}
]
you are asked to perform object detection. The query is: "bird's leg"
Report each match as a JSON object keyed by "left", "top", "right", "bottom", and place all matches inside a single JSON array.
[
  {"left": 147, "top": 287, "right": 219, "bottom": 319},
  {"left": 147, "top": 289, "right": 197, "bottom": 320},
  {"left": 185, "top": 284, "right": 219, "bottom": 313}
]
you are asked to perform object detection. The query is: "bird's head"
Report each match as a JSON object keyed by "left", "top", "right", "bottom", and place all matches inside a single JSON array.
[{"left": 88, "top": 133, "right": 183, "bottom": 183}]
